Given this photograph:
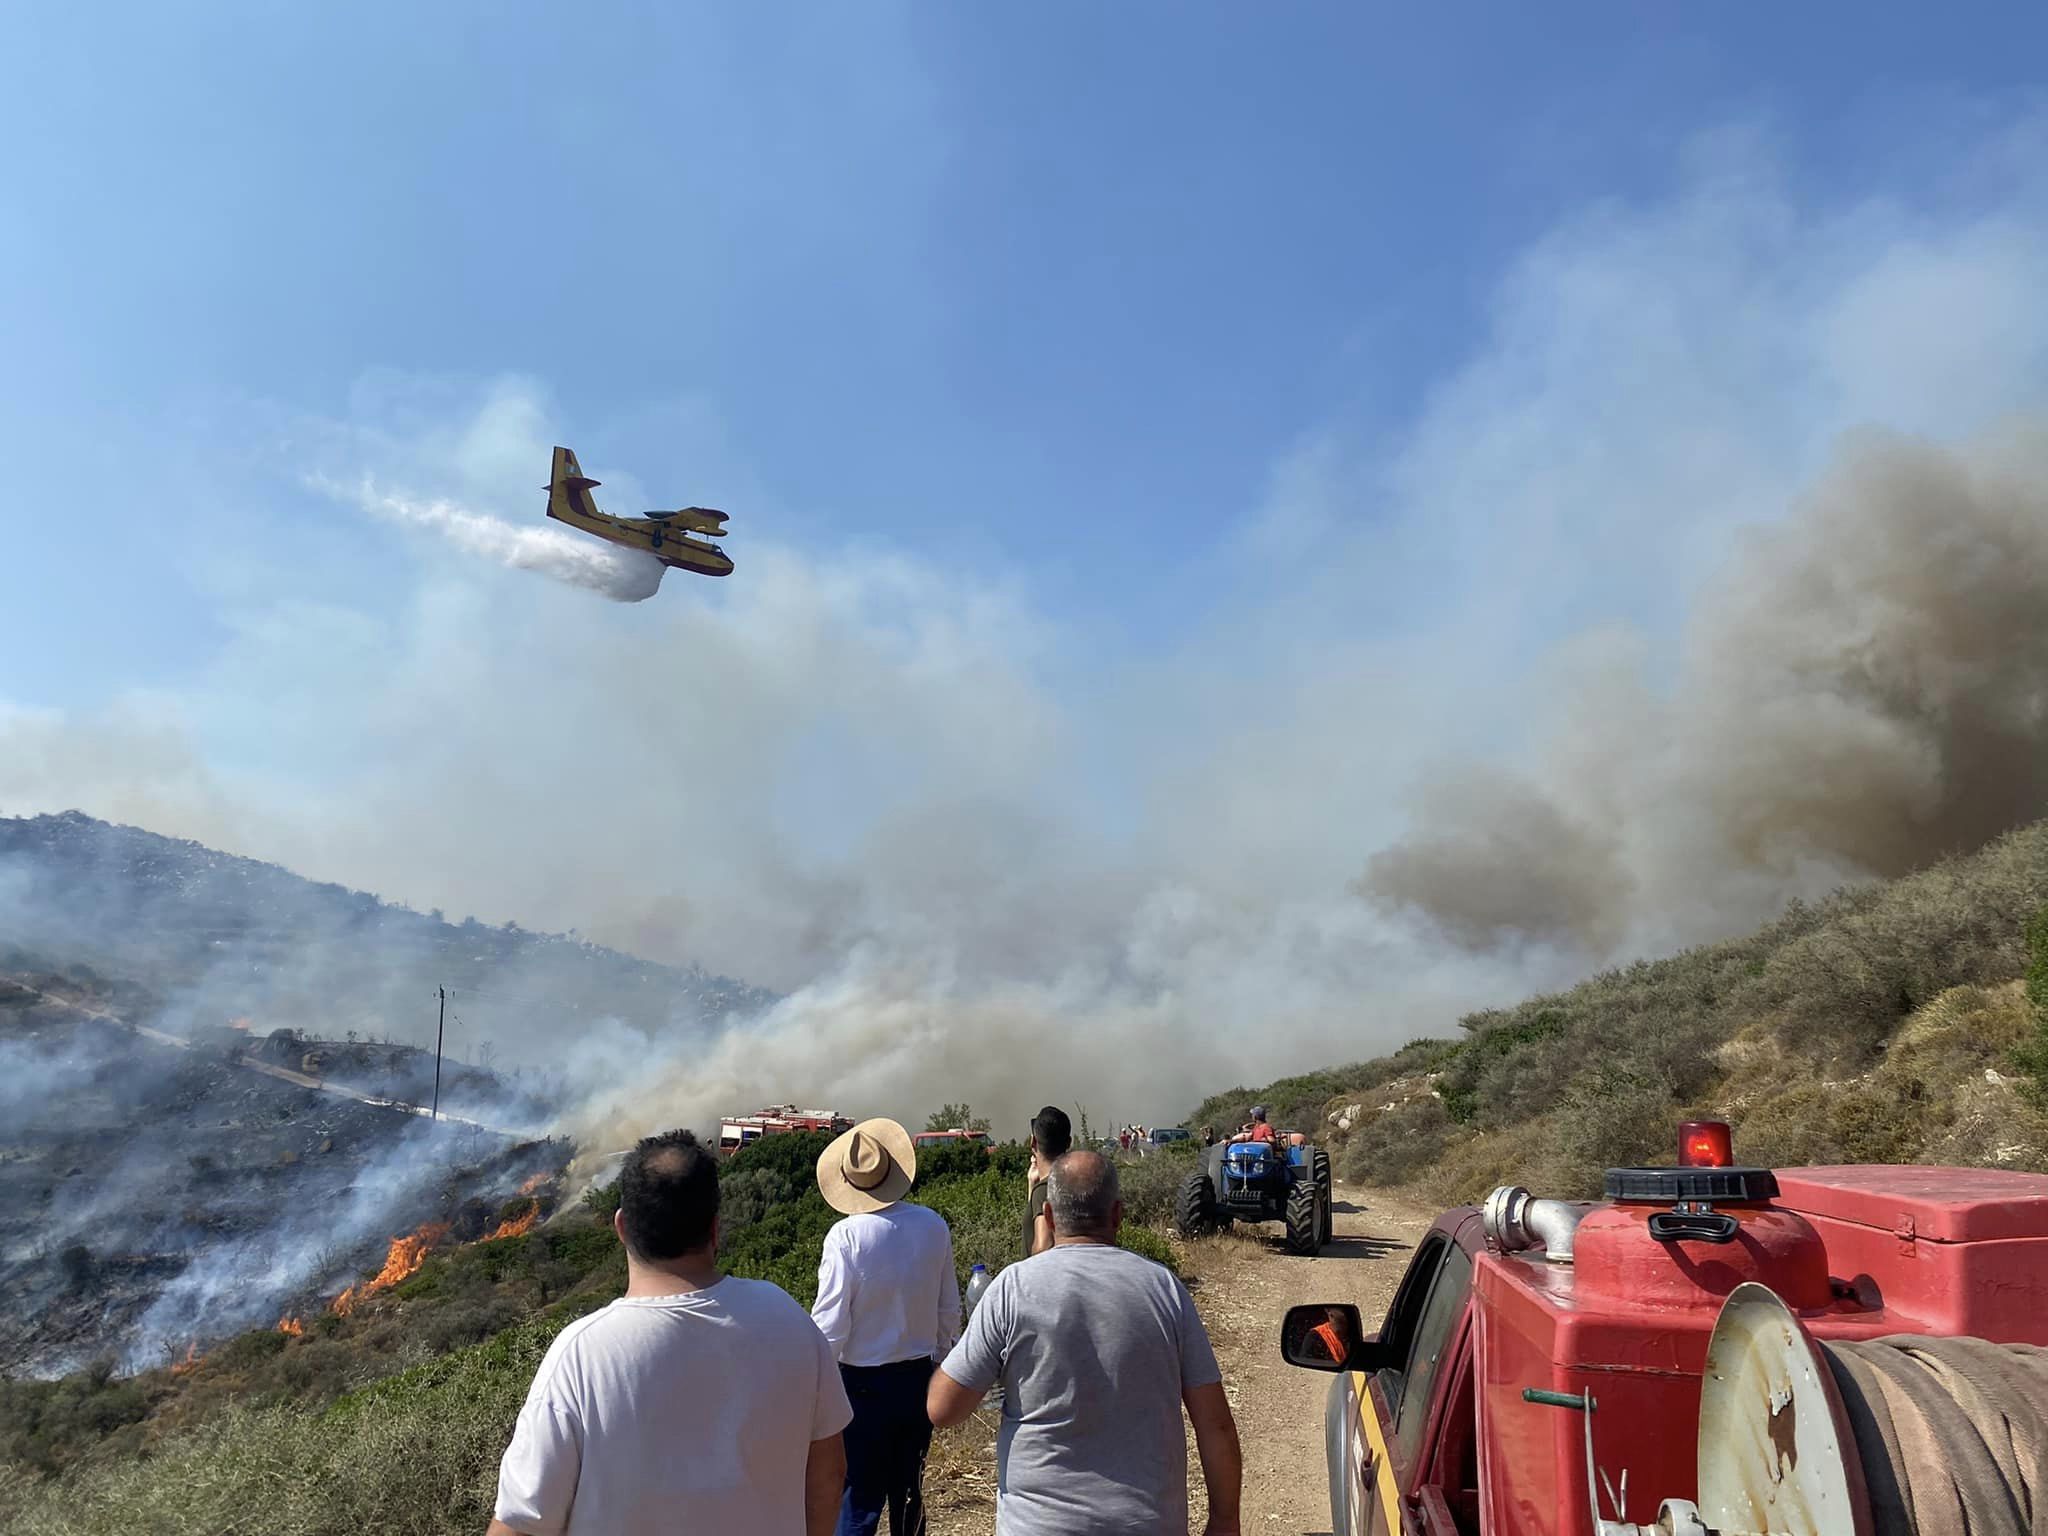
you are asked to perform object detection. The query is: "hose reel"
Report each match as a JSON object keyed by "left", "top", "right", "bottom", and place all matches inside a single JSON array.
[{"left": 1559, "top": 1282, "right": 2048, "bottom": 1536}]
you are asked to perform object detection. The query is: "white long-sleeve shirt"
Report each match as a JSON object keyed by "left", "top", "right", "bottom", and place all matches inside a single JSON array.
[{"left": 811, "top": 1202, "right": 962, "bottom": 1367}]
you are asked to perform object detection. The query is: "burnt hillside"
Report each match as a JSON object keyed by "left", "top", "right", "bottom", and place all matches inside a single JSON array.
[{"left": 0, "top": 982, "right": 567, "bottom": 1379}]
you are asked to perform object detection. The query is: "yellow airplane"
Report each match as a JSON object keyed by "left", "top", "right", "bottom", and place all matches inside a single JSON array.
[{"left": 545, "top": 447, "right": 733, "bottom": 579}]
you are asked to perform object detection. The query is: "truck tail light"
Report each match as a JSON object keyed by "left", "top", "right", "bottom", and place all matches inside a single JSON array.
[{"left": 1678, "top": 1119, "right": 1733, "bottom": 1168}]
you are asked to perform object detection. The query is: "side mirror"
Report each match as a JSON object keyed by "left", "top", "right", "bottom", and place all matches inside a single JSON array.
[{"left": 1281, "top": 1302, "right": 1365, "bottom": 1372}]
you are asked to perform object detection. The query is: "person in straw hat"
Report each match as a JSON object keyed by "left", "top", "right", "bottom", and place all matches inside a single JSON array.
[{"left": 812, "top": 1117, "right": 962, "bottom": 1536}]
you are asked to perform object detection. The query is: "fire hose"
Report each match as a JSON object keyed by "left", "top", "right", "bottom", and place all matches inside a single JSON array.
[
  {"left": 1824, "top": 1336, "right": 2048, "bottom": 1536},
  {"left": 1587, "top": 1333, "right": 2048, "bottom": 1536}
]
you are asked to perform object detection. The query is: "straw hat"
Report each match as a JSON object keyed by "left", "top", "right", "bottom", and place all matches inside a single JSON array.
[{"left": 816, "top": 1118, "right": 917, "bottom": 1215}]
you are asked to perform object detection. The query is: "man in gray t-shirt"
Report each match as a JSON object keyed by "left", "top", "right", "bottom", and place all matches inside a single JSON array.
[{"left": 929, "top": 1150, "right": 1242, "bottom": 1536}]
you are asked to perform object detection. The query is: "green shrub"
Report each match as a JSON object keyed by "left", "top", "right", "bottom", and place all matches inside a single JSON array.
[
  {"left": 212, "top": 1328, "right": 290, "bottom": 1370},
  {"left": 1338, "top": 1098, "right": 1456, "bottom": 1187},
  {"left": 720, "top": 1167, "right": 794, "bottom": 1229},
  {"left": 1437, "top": 1007, "right": 1569, "bottom": 1125},
  {"left": 913, "top": 1139, "right": 994, "bottom": 1187},
  {"left": 1115, "top": 1224, "right": 1176, "bottom": 1270},
  {"left": 1114, "top": 1151, "right": 1195, "bottom": 1229},
  {"left": 2010, "top": 905, "right": 2048, "bottom": 1105}
]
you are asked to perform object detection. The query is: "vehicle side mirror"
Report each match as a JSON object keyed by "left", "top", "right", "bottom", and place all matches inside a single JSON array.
[{"left": 1281, "top": 1302, "right": 1365, "bottom": 1372}]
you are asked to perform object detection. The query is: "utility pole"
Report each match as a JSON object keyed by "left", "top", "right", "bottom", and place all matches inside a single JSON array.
[{"left": 432, "top": 986, "right": 445, "bottom": 1122}]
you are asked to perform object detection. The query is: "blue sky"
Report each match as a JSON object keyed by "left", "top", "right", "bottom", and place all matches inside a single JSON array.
[
  {"left": 6, "top": 6, "right": 2048, "bottom": 1118},
  {"left": 7, "top": 4, "right": 2045, "bottom": 702}
]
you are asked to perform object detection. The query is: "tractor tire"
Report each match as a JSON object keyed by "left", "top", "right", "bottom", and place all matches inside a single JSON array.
[
  {"left": 1312, "top": 1150, "right": 1334, "bottom": 1244},
  {"left": 1286, "top": 1178, "right": 1322, "bottom": 1256},
  {"left": 1176, "top": 1173, "right": 1218, "bottom": 1238}
]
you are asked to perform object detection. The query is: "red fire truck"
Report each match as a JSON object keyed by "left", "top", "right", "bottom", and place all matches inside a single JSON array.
[
  {"left": 717, "top": 1105, "right": 854, "bottom": 1155},
  {"left": 1282, "top": 1118, "right": 2048, "bottom": 1536},
  {"left": 913, "top": 1128, "right": 994, "bottom": 1151}
]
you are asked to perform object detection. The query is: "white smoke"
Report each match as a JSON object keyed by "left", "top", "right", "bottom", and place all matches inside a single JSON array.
[
  {"left": 9, "top": 124, "right": 2048, "bottom": 1146},
  {"left": 330, "top": 474, "right": 666, "bottom": 603}
]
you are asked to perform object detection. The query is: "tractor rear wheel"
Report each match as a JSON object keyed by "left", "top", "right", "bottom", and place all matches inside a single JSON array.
[
  {"left": 1312, "top": 1150, "right": 1334, "bottom": 1243},
  {"left": 1176, "top": 1172, "right": 1218, "bottom": 1238},
  {"left": 1285, "top": 1178, "right": 1321, "bottom": 1256}
]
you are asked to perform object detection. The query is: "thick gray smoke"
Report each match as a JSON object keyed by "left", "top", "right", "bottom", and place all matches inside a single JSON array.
[
  {"left": 10, "top": 133, "right": 2048, "bottom": 1156},
  {"left": 1363, "top": 425, "right": 2048, "bottom": 953},
  {"left": 334, "top": 475, "right": 666, "bottom": 602}
]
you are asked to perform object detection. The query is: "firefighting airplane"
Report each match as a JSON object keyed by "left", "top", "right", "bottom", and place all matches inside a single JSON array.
[{"left": 545, "top": 446, "right": 733, "bottom": 579}]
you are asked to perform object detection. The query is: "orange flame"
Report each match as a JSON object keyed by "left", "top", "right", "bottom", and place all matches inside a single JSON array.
[
  {"left": 327, "top": 1221, "right": 451, "bottom": 1315},
  {"left": 483, "top": 1200, "right": 540, "bottom": 1242},
  {"left": 170, "top": 1342, "right": 203, "bottom": 1376},
  {"left": 518, "top": 1171, "right": 550, "bottom": 1196},
  {"left": 276, "top": 1315, "right": 304, "bottom": 1336},
  {"left": 226, "top": 1016, "right": 251, "bottom": 1031}
]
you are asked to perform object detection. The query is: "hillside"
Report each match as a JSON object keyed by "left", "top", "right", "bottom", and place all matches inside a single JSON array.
[
  {"left": 0, "top": 978, "right": 571, "bottom": 1380},
  {"left": 1194, "top": 819, "right": 2048, "bottom": 1202},
  {"left": 0, "top": 811, "right": 775, "bottom": 1387},
  {"left": 0, "top": 811, "right": 775, "bottom": 1055},
  {"left": 0, "top": 1131, "right": 1183, "bottom": 1535}
]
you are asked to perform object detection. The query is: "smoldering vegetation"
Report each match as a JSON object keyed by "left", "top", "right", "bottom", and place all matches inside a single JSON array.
[
  {"left": 0, "top": 987, "right": 568, "bottom": 1378},
  {"left": 1362, "top": 425, "right": 2048, "bottom": 957},
  {"left": 0, "top": 813, "right": 772, "bottom": 1378}
]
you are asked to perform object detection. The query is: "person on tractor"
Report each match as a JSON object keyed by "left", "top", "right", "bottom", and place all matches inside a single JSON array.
[{"left": 1229, "top": 1105, "right": 1276, "bottom": 1145}]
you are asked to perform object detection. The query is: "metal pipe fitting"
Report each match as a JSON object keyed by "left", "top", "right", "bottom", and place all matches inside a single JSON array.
[{"left": 1483, "top": 1184, "right": 1586, "bottom": 1263}]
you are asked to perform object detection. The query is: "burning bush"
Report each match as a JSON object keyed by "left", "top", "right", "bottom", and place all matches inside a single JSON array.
[
  {"left": 482, "top": 1202, "right": 540, "bottom": 1243},
  {"left": 329, "top": 1222, "right": 452, "bottom": 1316}
]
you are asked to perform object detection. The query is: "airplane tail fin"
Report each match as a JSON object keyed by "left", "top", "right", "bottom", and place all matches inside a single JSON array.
[{"left": 548, "top": 446, "right": 600, "bottom": 494}]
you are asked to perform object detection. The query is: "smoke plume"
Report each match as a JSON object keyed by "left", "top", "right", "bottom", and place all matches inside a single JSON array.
[
  {"left": 1363, "top": 425, "right": 2048, "bottom": 951},
  {"left": 335, "top": 475, "right": 666, "bottom": 602},
  {"left": 10, "top": 129, "right": 2048, "bottom": 1155}
]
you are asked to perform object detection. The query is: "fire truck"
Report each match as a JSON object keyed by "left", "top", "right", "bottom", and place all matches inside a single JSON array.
[
  {"left": 716, "top": 1105, "right": 853, "bottom": 1155},
  {"left": 913, "top": 1128, "right": 994, "bottom": 1150},
  {"left": 1282, "top": 1117, "right": 2048, "bottom": 1536}
]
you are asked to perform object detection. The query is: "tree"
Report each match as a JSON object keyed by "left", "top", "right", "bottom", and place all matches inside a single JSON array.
[{"left": 924, "top": 1103, "right": 990, "bottom": 1134}]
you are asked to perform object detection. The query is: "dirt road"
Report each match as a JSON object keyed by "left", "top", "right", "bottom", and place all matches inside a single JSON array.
[
  {"left": 1186, "top": 1180, "right": 1440, "bottom": 1534},
  {"left": 929, "top": 1179, "right": 1441, "bottom": 1534}
]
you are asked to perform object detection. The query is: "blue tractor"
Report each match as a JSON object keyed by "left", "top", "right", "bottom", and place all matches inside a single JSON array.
[{"left": 1175, "top": 1116, "right": 1332, "bottom": 1255}]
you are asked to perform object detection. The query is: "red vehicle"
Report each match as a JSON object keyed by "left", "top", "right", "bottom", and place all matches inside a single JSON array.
[
  {"left": 912, "top": 1128, "right": 993, "bottom": 1151},
  {"left": 1282, "top": 1118, "right": 2048, "bottom": 1536},
  {"left": 717, "top": 1105, "right": 853, "bottom": 1155}
]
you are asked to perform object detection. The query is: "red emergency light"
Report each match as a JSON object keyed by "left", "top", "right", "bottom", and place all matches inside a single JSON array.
[{"left": 1677, "top": 1119, "right": 1733, "bottom": 1168}]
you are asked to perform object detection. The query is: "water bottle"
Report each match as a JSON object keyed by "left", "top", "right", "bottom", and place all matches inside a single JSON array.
[{"left": 964, "top": 1264, "right": 991, "bottom": 1314}]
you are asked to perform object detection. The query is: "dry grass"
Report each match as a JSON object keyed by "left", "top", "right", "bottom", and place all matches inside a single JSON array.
[{"left": 925, "top": 1412, "right": 1000, "bottom": 1534}]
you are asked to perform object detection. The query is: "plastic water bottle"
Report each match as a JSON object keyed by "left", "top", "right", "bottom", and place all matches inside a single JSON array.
[{"left": 964, "top": 1264, "right": 991, "bottom": 1314}]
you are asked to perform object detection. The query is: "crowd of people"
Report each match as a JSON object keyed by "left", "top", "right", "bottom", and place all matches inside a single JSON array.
[{"left": 486, "top": 1105, "right": 1244, "bottom": 1536}]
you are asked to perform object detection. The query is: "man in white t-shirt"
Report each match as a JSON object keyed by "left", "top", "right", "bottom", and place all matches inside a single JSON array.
[{"left": 489, "top": 1128, "right": 852, "bottom": 1536}]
